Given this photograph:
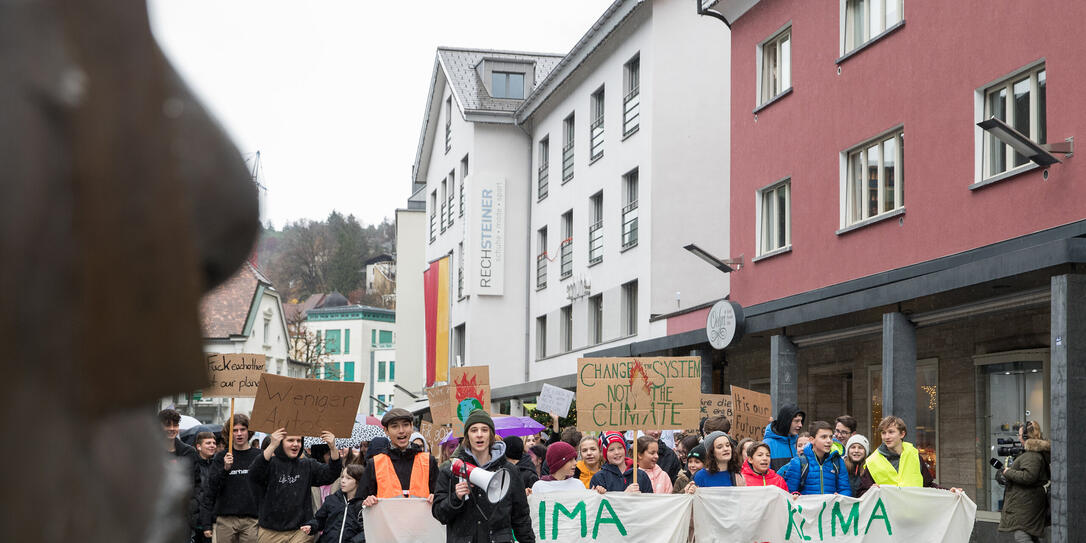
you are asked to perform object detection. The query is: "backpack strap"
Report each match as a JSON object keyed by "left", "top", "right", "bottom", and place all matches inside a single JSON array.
[{"left": 797, "top": 456, "right": 809, "bottom": 493}]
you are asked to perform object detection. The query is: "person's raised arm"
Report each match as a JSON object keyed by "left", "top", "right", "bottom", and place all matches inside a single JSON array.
[{"left": 263, "top": 428, "right": 285, "bottom": 461}]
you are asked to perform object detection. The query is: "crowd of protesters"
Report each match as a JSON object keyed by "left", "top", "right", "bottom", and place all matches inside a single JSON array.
[{"left": 162, "top": 397, "right": 986, "bottom": 543}]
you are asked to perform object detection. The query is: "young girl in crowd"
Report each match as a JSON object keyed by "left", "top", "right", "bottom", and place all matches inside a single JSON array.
[
  {"left": 302, "top": 464, "right": 365, "bottom": 543},
  {"left": 589, "top": 432, "right": 652, "bottom": 493},
  {"left": 673, "top": 444, "right": 706, "bottom": 493},
  {"left": 532, "top": 442, "right": 594, "bottom": 495},
  {"left": 737, "top": 438, "right": 754, "bottom": 465},
  {"left": 636, "top": 435, "right": 673, "bottom": 494},
  {"left": 740, "top": 442, "right": 788, "bottom": 490},
  {"left": 690, "top": 431, "right": 746, "bottom": 490},
  {"left": 844, "top": 434, "right": 870, "bottom": 496},
  {"left": 575, "top": 435, "right": 603, "bottom": 489}
]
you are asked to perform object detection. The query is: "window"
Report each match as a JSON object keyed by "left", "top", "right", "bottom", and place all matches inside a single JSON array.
[
  {"left": 324, "top": 329, "right": 341, "bottom": 354},
  {"left": 491, "top": 71, "right": 525, "bottom": 99},
  {"left": 560, "top": 210, "right": 573, "bottom": 279},
  {"left": 444, "top": 96, "right": 452, "bottom": 153},
  {"left": 343, "top": 361, "right": 355, "bottom": 382},
  {"left": 377, "top": 394, "right": 386, "bottom": 415},
  {"left": 589, "top": 294, "right": 603, "bottom": 345},
  {"left": 536, "top": 316, "right": 547, "bottom": 359},
  {"left": 588, "top": 192, "right": 603, "bottom": 264},
  {"left": 460, "top": 154, "right": 469, "bottom": 216},
  {"left": 538, "top": 136, "right": 550, "bottom": 200},
  {"left": 758, "top": 179, "right": 791, "bottom": 255},
  {"left": 590, "top": 87, "right": 605, "bottom": 160},
  {"left": 429, "top": 191, "right": 437, "bottom": 242},
  {"left": 560, "top": 305, "right": 573, "bottom": 352},
  {"left": 759, "top": 27, "right": 791, "bottom": 104},
  {"left": 622, "top": 280, "right": 638, "bottom": 336},
  {"left": 623, "top": 54, "right": 640, "bottom": 136},
  {"left": 622, "top": 169, "right": 639, "bottom": 249},
  {"left": 452, "top": 325, "right": 465, "bottom": 367},
  {"left": 378, "top": 361, "right": 386, "bottom": 382},
  {"left": 263, "top": 318, "right": 270, "bottom": 344},
  {"left": 982, "top": 64, "right": 1046, "bottom": 180},
  {"left": 457, "top": 242, "right": 465, "bottom": 299},
  {"left": 562, "top": 114, "right": 575, "bottom": 182},
  {"left": 343, "top": 328, "right": 350, "bottom": 354},
  {"left": 378, "top": 330, "right": 393, "bottom": 346},
  {"left": 447, "top": 171, "right": 455, "bottom": 226},
  {"left": 389, "top": 361, "right": 395, "bottom": 381},
  {"left": 843, "top": 0, "right": 903, "bottom": 54},
  {"left": 439, "top": 179, "right": 447, "bottom": 233},
  {"left": 325, "top": 362, "right": 341, "bottom": 381},
  {"left": 844, "top": 128, "right": 904, "bottom": 227},
  {"left": 536, "top": 226, "right": 548, "bottom": 289}
]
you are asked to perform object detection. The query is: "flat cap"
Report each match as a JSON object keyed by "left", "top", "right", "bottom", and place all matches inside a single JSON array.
[{"left": 381, "top": 407, "right": 413, "bottom": 427}]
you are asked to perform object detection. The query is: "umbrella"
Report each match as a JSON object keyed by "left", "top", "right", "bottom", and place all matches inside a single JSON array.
[
  {"left": 180, "top": 424, "right": 222, "bottom": 446},
  {"left": 303, "top": 422, "right": 385, "bottom": 448},
  {"left": 440, "top": 416, "right": 545, "bottom": 445},
  {"left": 178, "top": 414, "right": 202, "bottom": 430}
]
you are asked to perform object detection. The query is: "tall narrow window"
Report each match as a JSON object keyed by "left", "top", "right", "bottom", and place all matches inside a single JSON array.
[
  {"left": 439, "top": 179, "right": 448, "bottom": 233},
  {"left": 622, "top": 280, "right": 638, "bottom": 336},
  {"left": 588, "top": 192, "right": 603, "bottom": 265},
  {"left": 982, "top": 64, "right": 1046, "bottom": 180},
  {"left": 845, "top": 129, "right": 904, "bottom": 226},
  {"left": 562, "top": 114, "right": 575, "bottom": 182},
  {"left": 491, "top": 71, "right": 525, "bottom": 99},
  {"left": 758, "top": 179, "right": 791, "bottom": 255},
  {"left": 378, "top": 361, "right": 386, "bottom": 382},
  {"left": 843, "top": 0, "right": 904, "bottom": 54},
  {"left": 447, "top": 170, "right": 455, "bottom": 226},
  {"left": 538, "top": 136, "right": 550, "bottom": 200},
  {"left": 453, "top": 325, "right": 465, "bottom": 367},
  {"left": 536, "top": 226, "right": 548, "bottom": 290},
  {"left": 429, "top": 191, "right": 437, "bottom": 242},
  {"left": 561, "top": 305, "right": 573, "bottom": 352},
  {"left": 622, "top": 169, "right": 639, "bottom": 249},
  {"left": 759, "top": 28, "right": 791, "bottom": 104},
  {"left": 457, "top": 242, "right": 465, "bottom": 299},
  {"left": 560, "top": 211, "right": 573, "bottom": 279},
  {"left": 444, "top": 96, "right": 452, "bottom": 153},
  {"left": 536, "top": 316, "right": 547, "bottom": 359},
  {"left": 459, "top": 155, "right": 468, "bottom": 216},
  {"left": 590, "top": 87, "right": 605, "bottom": 160},
  {"left": 623, "top": 54, "right": 640, "bottom": 136},
  {"left": 589, "top": 294, "right": 603, "bottom": 345}
]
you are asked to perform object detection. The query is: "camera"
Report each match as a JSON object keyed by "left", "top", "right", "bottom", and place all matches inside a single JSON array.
[{"left": 997, "top": 438, "right": 1024, "bottom": 457}]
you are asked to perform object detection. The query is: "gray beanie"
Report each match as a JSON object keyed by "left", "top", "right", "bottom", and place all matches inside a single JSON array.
[{"left": 703, "top": 431, "right": 733, "bottom": 454}]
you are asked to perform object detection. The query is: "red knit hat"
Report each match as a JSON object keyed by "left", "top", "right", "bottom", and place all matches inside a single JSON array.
[
  {"left": 599, "top": 431, "right": 627, "bottom": 453},
  {"left": 545, "top": 441, "right": 578, "bottom": 474}
]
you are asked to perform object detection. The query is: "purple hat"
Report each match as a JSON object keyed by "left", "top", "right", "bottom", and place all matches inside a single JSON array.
[{"left": 545, "top": 441, "right": 578, "bottom": 474}]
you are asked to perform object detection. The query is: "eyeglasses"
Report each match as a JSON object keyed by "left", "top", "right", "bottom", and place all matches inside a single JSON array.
[{"left": 834, "top": 429, "right": 851, "bottom": 437}]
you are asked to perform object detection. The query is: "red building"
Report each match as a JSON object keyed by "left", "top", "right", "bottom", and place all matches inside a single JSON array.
[{"left": 708, "top": 1, "right": 1085, "bottom": 540}]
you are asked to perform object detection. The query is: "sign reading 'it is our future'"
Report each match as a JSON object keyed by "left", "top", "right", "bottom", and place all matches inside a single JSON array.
[{"left": 577, "top": 357, "right": 702, "bottom": 431}]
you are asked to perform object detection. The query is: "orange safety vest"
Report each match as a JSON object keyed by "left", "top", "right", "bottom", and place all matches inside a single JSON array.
[{"left": 374, "top": 452, "right": 431, "bottom": 498}]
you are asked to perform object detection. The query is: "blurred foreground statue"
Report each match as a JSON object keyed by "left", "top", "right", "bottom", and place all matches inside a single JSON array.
[{"left": 0, "top": 1, "right": 259, "bottom": 541}]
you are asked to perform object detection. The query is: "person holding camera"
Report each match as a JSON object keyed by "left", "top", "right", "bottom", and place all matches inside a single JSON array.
[{"left": 996, "top": 421, "right": 1050, "bottom": 543}]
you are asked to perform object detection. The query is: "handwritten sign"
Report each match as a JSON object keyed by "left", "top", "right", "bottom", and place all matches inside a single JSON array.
[
  {"left": 203, "top": 353, "right": 266, "bottom": 398},
  {"left": 577, "top": 357, "right": 702, "bottom": 431},
  {"left": 250, "top": 373, "right": 364, "bottom": 436},
  {"left": 537, "top": 383, "right": 576, "bottom": 418},
  {"left": 699, "top": 394, "right": 734, "bottom": 419},
  {"left": 730, "top": 385, "right": 772, "bottom": 441},
  {"left": 427, "top": 385, "right": 453, "bottom": 428},
  {"left": 450, "top": 366, "right": 490, "bottom": 437},
  {"left": 419, "top": 420, "right": 450, "bottom": 454}
]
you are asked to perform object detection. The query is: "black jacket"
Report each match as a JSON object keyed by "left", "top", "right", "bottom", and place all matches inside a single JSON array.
[
  {"left": 588, "top": 462, "right": 653, "bottom": 493},
  {"left": 357, "top": 444, "right": 438, "bottom": 499},
  {"left": 249, "top": 446, "right": 342, "bottom": 531},
  {"left": 656, "top": 440, "right": 681, "bottom": 483},
  {"left": 199, "top": 447, "right": 263, "bottom": 527},
  {"left": 189, "top": 454, "right": 214, "bottom": 530},
  {"left": 171, "top": 437, "right": 199, "bottom": 464},
  {"left": 306, "top": 489, "right": 364, "bottom": 543},
  {"left": 513, "top": 459, "right": 539, "bottom": 489},
  {"left": 432, "top": 442, "right": 535, "bottom": 543}
]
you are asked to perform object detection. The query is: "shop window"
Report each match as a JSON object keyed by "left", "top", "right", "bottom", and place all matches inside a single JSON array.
[{"left": 868, "top": 358, "right": 938, "bottom": 479}]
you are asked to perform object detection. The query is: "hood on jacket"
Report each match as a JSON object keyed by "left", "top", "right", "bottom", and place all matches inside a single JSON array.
[
  {"left": 1024, "top": 438, "right": 1050, "bottom": 453},
  {"left": 770, "top": 404, "right": 805, "bottom": 437},
  {"left": 409, "top": 432, "right": 428, "bottom": 452},
  {"left": 458, "top": 439, "right": 508, "bottom": 470}
]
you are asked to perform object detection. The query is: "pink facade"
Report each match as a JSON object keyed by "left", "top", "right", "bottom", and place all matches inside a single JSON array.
[{"left": 728, "top": 0, "right": 1086, "bottom": 307}]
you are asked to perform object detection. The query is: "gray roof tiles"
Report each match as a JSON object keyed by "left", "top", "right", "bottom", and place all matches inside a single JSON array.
[{"left": 436, "top": 47, "right": 564, "bottom": 114}]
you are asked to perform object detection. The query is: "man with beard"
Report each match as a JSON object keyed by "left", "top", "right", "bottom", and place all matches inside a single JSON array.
[
  {"left": 359, "top": 408, "right": 438, "bottom": 506},
  {"left": 250, "top": 428, "right": 341, "bottom": 543}
]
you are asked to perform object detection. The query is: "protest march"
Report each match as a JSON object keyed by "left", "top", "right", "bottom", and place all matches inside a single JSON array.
[{"left": 163, "top": 356, "right": 982, "bottom": 543}]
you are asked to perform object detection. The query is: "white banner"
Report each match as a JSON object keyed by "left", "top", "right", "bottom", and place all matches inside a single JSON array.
[
  {"left": 527, "top": 487, "right": 975, "bottom": 542},
  {"left": 468, "top": 175, "right": 505, "bottom": 296},
  {"left": 362, "top": 498, "right": 445, "bottom": 542},
  {"left": 537, "top": 383, "right": 576, "bottom": 418},
  {"left": 530, "top": 491, "right": 692, "bottom": 543}
]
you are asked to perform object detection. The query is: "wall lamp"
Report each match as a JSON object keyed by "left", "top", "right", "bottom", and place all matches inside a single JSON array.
[
  {"left": 684, "top": 244, "right": 743, "bottom": 273},
  {"left": 977, "top": 116, "right": 1073, "bottom": 167}
]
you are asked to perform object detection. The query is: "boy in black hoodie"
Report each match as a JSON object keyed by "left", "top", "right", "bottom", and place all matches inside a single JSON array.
[
  {"left": 250, "top": 428, "right": 342, "bottom": 543},
  {"left": 200, "top": 414, "right": 263, "bottom": 543}
]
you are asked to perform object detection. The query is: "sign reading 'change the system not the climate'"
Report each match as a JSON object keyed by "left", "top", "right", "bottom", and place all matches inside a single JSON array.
[{"left": 577, "top": 357, "right": 701, "bottom": 431}]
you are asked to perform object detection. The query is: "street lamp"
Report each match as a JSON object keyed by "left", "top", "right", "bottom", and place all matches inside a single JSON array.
[
  {"left": 684, "top": 244, "right": 742, "bottom": 273},
  {"left": 977, "top": 116, "right": 1073, "bottom": 167}
]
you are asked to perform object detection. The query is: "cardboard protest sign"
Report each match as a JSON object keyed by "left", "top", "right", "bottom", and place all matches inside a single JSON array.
[
  {"left": 537, "top": 383, "right": 576, "bottom": 418},
  {"left": 427, "top": 385, "right": 453, "bottom": 427},
  {"left": 577, "top": 357, "right": 702, "bottom": 431},
  {"left": 419, "top": 420, "right": 450, "bottom": 454},
  {"left": 699, "top": 394, "right": 734, "bottom": 419},
  {"left": 250, "top": 374, "right": 364, "bottom": 436},
  {"left": 730, "top": 385, "right": 772, "bottom": 441},
  {"left": 203, "top": 353, "right": 266, "bottom": 397},
  {"left": 450, "top": 366, "right": 490, "bottom": 436}
]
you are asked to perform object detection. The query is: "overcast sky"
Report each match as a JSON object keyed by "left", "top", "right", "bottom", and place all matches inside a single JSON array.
[{"left": 148, "top": 0, "right": 614, "bottom": 229}]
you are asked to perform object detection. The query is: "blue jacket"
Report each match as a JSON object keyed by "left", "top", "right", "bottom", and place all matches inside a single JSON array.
[
  {"left": 781, "top": 444, "right": 852, "bottom": 496},
  {"left": 588, "top": 462, "right": 653, "bottom": 493},
  {"left": 763, "top": 423, "right": 799, "bottom": 471}
]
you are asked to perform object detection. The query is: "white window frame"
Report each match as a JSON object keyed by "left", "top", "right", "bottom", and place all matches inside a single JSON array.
[
  {"left": 756, "top": 24, "right": 792, "bottom": 106},
  {"left": 588, "top": 191, "right": 603, "bottom": 265},
  {"left": 590, "top": 86, "right": 605, "bottom": 161},
  {"left": 623, "top": 54, "right": 640, "bottom": 136},
  {"left": 491, "top": 71, "right": 525, "bottom": 99},
  {"left": 621, "top": 280, "right": 638, "bottom": 336},
  {"left": 621, "top": 169, "right": 639, "bottom": 250},
  {"left": 840, "top": 0, "right": 904, "bottom": 56},
  {"left": 839, "top": 126, "right": 904, "bottom": 230},
  {"left": 538, "top": 136, "right": 550, "bottom": 200},
  {"left": 588, "top": 294, "right": 603, "bottom": 346},
  {"left": 560, "top": 305, "right": 573, "bottom": 353},
  {"left": 974, "top": 61, "right": 1047, "bottom": 185},
  {"left": 536, "top": 226, "right": 548, "bottom": 290},
  {"left": 756, "top": 178, "right": 791, "bottom": 257},
  {"left": 536, "top": 316, "right": 547, "bottom": 360}
]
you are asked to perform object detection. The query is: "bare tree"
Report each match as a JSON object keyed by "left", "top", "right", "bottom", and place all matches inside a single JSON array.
[{"left": 286, "top": 307, "right": 339, "bottom": 379}]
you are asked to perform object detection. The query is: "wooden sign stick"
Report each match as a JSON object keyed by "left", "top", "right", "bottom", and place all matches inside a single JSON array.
[
  {"left": 631, "top": 434, "right": 638, "bottom": 490},
  {"left": 228, "top": 398, "right": 235, "bottom": 455}
]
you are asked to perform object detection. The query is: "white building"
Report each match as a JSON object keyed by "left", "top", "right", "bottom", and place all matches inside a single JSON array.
[
  {"left": 304, "top": 296, "right": 398, "bottom": 417},
  {"left": 394, "top": 201, "right": 427, "bottom": 400}
]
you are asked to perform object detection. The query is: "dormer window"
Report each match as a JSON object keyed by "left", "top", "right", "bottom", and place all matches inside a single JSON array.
[{"left": 492, "top": 71, "right": 525, "bottom": 99}]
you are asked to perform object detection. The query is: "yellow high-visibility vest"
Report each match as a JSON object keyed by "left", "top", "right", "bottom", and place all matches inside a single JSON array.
[{"left": 865, "top": 442, "right": 924, "bottom": 487}]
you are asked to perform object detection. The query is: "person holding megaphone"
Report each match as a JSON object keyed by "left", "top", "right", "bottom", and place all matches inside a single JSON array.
[{"left": 432, "top": 409, "right": 535, "bottom": 543}]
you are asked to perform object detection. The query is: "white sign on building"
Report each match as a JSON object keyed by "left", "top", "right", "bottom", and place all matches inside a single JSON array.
[{"left": 469, "top": 175, "right": 506, "bottom": 296}]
